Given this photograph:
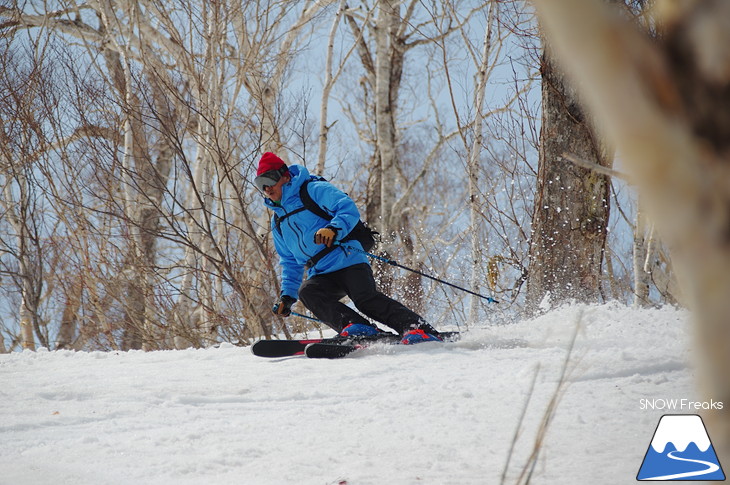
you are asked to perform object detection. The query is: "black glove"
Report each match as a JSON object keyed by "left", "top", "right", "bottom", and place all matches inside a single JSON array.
[
  {"left": 314, "top": 226, "right": 338, "bottom": 247},
  {"left": 272, "top": 295, "right": 296, "bottom": 317}
]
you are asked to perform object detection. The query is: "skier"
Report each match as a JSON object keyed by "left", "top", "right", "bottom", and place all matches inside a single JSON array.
[{"left": 254, "top": 152, "right": 441, "bottom": 343}]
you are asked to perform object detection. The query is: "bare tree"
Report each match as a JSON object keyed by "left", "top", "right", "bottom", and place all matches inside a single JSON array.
[
  {"left": 0, "top": 39, "right": 54, "bottom": 351},
  {"left": 524, "top": 29, "right": 612, "bottom": 312},
  {"left": 3, "top": 0, "right": 661, "bottom": 350},
  {"left": 463, "top": 2, "right": 497, "bottom": 323},
  {"left": 1, "top": 1, "right": 333, "bottom": 349},
  {"left": 336, "top": 1, "right": 493, "bottom": 312}
]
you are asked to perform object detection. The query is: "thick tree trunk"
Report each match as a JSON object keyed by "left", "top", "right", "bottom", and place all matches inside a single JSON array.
[{"left": 526, "top": 49, "right": 611, "bottom": 311}]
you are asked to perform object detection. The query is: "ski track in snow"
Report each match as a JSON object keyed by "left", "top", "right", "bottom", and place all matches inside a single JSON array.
[
  {"left": 640, "top": 451, "right": 720, "bottom": 480},
  {"left": 1, "top": 303, "right": 697, "bottom": 484}
]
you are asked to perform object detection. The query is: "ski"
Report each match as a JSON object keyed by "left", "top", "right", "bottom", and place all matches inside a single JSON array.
[
  {"left": 305, "top": 331, "right": 461, "bottom": 359},
  {"left": 251, "top": 332, "right": 399, "bottom": 358},
  {"left": 305, "top": 342, "right": 361, "bottom": 359},
  {"left": 251, "top": 338, "right": 322, "bottom": 358}
]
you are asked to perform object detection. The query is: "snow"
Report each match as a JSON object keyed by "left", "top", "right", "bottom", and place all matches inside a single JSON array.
[{"left": 0, "top": 302, "right": 702, "bottom": 484}]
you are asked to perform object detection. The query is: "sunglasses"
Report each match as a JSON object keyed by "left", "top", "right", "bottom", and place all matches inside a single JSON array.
[{"left": 254, "top": 167, "right": 288, "bottom": 193}]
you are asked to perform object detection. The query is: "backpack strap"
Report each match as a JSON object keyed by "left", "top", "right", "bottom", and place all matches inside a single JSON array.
[
  {"left": 299, "top": 178, "right": 342, "bottom": 269},
  {"left": 280, "top": 177, "right": 361, "bottom": 269},
  {"left": 273, "top": 206, "right": 307, "bottom": 236},
  {"left": 272, "top": 179, "right": 331, "bottom": 237},
  {"left": 299, "top": 179, "right": 333, "bottom": 221}
]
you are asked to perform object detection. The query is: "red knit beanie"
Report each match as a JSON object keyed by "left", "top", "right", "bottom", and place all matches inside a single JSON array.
[{"left": 257, "top": 152, "right": 287, "bottom": 176}]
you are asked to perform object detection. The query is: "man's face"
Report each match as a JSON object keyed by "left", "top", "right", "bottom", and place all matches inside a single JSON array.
[{"left": 263, "top": 174, "right": 289, "bottom": 202}]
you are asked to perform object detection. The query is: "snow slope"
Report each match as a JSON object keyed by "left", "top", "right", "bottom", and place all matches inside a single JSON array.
[{"left": 1, "top": 303, "right": 703, "bottom": 484}]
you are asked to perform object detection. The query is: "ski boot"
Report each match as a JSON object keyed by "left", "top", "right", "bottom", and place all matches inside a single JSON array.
[
  {"left": 339, "top": 323, "right": 380, "bottom": 337},
  {"left": 401, "top": 328, "right": 443, "bottom": 344}
]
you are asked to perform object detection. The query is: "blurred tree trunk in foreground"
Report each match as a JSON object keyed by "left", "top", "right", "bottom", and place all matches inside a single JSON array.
[{"left": 533, "top": 0, "right": 730, "bottom": 466}]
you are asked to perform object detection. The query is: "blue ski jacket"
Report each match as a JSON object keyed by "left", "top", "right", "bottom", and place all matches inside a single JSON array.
[{"left": 265, "top": 165, "right": 369, "bottom": 299}]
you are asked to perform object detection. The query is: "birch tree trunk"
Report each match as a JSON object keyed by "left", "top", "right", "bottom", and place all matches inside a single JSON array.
[
  {"left": 365, "top": 1, "right": 402, "bottom": 298},
  {"left": 3, "top": 173, "right": 45, "bottom": 350},
  {"left": 16, "top": 206, "right": 41, "bottom": 351},
  {"left": 633, "top": 200, "right": 651, "bottom": 307},
  {"left": 467, "top": 2, "right": 496, "bottom": 324},
  {"left": 533, "top": 0, "right": 730, "bottom": 466},
  {"left": 634, "top": 206, "right": 682, "bottom": 307},
  {"left": 1, "top": 170, "right": 35, "bottom": 350},
  {"left": 317, "top": 0, "right": 347, "bottom": 174},
  {"left": 57, "top": 277, "right": 82, "bottom": 350},
  {"left": 341, "top": 1, "right": 491, "bottom": 311},
  {"left": 374, "top": 1, "right": 398, "bottom": 243},
  {"left": 0, "top": 58, "right": 46, "bottom": 350},
  {"left": 95, "top": 2, "right": 164, "bottom": 349}
]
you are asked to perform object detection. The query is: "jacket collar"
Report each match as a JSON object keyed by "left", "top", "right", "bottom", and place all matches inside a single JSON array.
[{"left": 264, "top": 164, "right": 310, "bottom": 211}]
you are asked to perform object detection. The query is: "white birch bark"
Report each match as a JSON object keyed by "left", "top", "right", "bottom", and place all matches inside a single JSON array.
[
  {"left": 3, "top": 183, "right": 37, "bottom": 350},
  {"left": 632, "top": 199, "right": 651, "bottom": 307},
  {"left": 375, "top": 1, "right": 397, "bottom": 239},
  {"left": 467, "top": 1, "right": 496, "bottom": 324},
  {"left": 317, "top": 0, "right": 347, "bottom": 174},
  {"left": 95, "top": 0, "right": 159, "bottom": 349}
]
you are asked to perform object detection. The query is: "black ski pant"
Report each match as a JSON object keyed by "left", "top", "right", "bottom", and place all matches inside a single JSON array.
[{"left": 298, "top": 263, "right": 423, "bottom": 335}]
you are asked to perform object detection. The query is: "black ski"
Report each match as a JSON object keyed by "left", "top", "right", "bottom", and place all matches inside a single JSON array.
[
  {"left": 305, "top": 331, "right": 461, "bottom": 359},
  {"left": 305, "top": 342, "right": 360, "bottom": 359},
  {"left": 251, "top": 338, "right": 321, "bottom": 358},
  {"left": 251, "top": 332, "right": 399, "bottom": 358}
]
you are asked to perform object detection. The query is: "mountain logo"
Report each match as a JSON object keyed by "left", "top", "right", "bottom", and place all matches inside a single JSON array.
[{"left": 637, "top": 414, "right": 726, "bottom": 481}]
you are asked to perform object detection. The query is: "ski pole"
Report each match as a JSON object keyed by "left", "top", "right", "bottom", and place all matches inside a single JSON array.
[
  {"left": 291, "top": 311, "right": 322, "bottom": 322},
  {"left": 337, "top": 244, "right": 499, "bottom": 304}
]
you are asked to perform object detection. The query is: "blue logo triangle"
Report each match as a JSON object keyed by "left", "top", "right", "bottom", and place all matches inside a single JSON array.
[{"left": 637, "top": 414, "right": 726, "bottom": 481}]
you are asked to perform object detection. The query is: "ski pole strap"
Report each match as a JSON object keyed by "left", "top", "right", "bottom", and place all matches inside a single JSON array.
[{"left": 336, "top": 244, "right": 498, "bottom": 304}]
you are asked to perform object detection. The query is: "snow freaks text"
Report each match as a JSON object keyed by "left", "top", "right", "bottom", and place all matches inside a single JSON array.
[{"left": 639, "top": 399, "right": 724, "bottom": 411}]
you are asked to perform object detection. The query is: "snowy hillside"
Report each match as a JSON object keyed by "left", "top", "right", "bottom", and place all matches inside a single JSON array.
[{"left": 1, "top": 303, "right": 701, "bottom": 484}]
